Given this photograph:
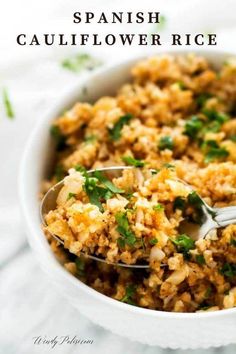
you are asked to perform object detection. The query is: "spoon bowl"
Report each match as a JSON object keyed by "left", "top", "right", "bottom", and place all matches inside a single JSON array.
[{"left": 41, "top": 167, "right": 236, "bottom": 268}]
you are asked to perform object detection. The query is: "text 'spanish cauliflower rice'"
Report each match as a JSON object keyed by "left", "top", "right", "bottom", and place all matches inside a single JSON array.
[{"left": 43, "top": 54, "right": 236, "bottom": 312}]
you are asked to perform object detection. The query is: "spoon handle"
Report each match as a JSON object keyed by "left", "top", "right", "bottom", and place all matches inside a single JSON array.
[{"left": 213, "top": 206, "right": 236, "bottom": 227}]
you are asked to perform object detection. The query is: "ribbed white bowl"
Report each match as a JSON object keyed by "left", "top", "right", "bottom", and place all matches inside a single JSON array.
[{"left": 19, "top": 49, "right": 236, "bottom": 349}]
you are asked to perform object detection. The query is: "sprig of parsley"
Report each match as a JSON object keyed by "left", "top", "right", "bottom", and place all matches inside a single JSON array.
[
  {"left": 122, "top": 156, "right": 145, "bottom": 167},
  {"left": 171, "top": 234, "right": 195, "bottom": 258},
  {"left": 121, "top": 284, "right": 136, "bottom": 305},
  {"left": 3, "top": 88, "right": 14, "bottom": 119},
  {"left": 115, "top": 212, "right": 136, "bottom": 247},
  {"left": 158, "top": 136, "right": 174, "bottom": 151},
  {"left": 109, "top": 113, "right": 133, "bottom": 141}
]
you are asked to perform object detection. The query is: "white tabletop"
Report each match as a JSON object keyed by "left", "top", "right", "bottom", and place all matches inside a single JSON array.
[{"left": 1, "top": 0, "right": 236, "bottom": 352}]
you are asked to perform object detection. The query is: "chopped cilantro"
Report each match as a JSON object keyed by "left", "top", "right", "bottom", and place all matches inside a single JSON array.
[
  {"left": 196, "top": 93, "right": 212, "bottom": 108},
  {"left": 50, "top": 125, "right": 66, "bottom": 151},
  {"left": 184, "top": 116, "right": 203, "bottom": 139},
  {"left": 205, "top": 286, "right": 212, "bottom": 299},
  {"left": 83, "top": 176, "right": 106, "bottom": 212},
  {"left": 74, "top": 164, "right": 88, "bottom": 176},
  {"left": 84, "top": 135, "right": 97, "bottom": 144},
  {"left": 230, "top": 238, "right": 236, "bottom": 247},
  {"left": 3, "top": 88, "right": 14, "bottom": 119},
  {"left": 202, "top": 109, "right": 229, "bottom": 124},
  {"left": 220, "top": 263, "right": 236, "bottom": 278},
  {"left": 55, "top": 165, "right": 65, "bottom": 182},
  {"left": 196, "top": 254, "right": 205, "bottom": 265},
  {"left": 109, "top": 113, "right": 133, "bottom": 141},
  {"left": 176, "top": 81, "right": 186, "bottom": 90},
  {"left": 173, "top": 196, "right": 186, "bottom": 211},
  {"left": 93, "top": 170, "right": 124, "bottom": 194},
  {"left": 171, "top": 234, "right": 195, "bottom": 258},
  {"left": 202, "top": 140, "right": 229, "bottom": 163},
  {"left": 153, "top": 203, "right": 164, "bottom": 211},
  {"left": 75, "top": 257, "right": 85, "bottom": 277},
  {"left": 122, "top": 156, "right": 145, "bottom": 167},
  {"left": 115, "top": 212, "right": 136, "bottom": 247},
  {"left": 187, "top": 191, "right": 204, "bottom": 224},
  {"left": 230, "top": 135, "right": 236, "bottom": 142},
  {"left": 187, "top": 191, "right": 203, "bottom": 207},
  {"left": 121, "top": 284, "right": 136, "bottom": 305},
  {"left": 62, "top": 53, "right": 102, "bottom": 73},
  {"left": 158, "top": 136, "right": 174, "bottom": 151},
  {"left": 162, "top": 163, "right": 175, "bottom": 170},
  {"left": 67, "top": 192, "right": 76, "bottom": 200},
  {"left": 149, "top": 238, "right": 158, "bottom": 245}
]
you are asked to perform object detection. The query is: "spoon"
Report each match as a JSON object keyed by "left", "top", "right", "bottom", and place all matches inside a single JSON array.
[{"left": 41, "top": 166, "right": 236, "bottom": 268}]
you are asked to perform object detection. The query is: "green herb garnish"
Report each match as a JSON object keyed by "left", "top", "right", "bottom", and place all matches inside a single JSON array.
[
  {"left": 109, "top": 113, "right": 133, "bottom": 141},
  {"left": 153, "top": 203, "right": 164, "bottom": 211},
  {"left": 3, "top": 88, "right": 14, "bottom": 119},
  {"left": 149, "top": 238, "right": 158, "bottom": 246},
  {"left": 84, "top": 135, "right": 97, "bottom": 144},
  {"left": 230, "top": 239, "right": 236, "bottom": 247},
  {"left": 196, "top": 93, "right": 212, "bottom": 108},
  {"left": 93, "top": 170, "right": 124, "bottom": 194},
  {"left": 220, "top": 263, "right": 236, "bottom": 278},
  {"left": 121, "top": 284, "right": 136, "bottom": 305},
  {"left": 173, "top": 197, "right": 186, "bottom": 211},
  {"left": 229, "top": 135, "right": 236, "bottom": 142},
  {"left": 202, "top": 109, "right": 229, "bottom": 124},
  {"left": 122, "top": 156, "right": 145, "bottom": 167},
  {"left": 67, "top": 192, "right": 76, "bottom": 200},
  {"left": 55, "top": 165, "right": 65, "bottom": 182},
  {"left": 62, "top": 53, "right": 102, "bottom": 73},
  {"left": 75, "top": 257, "right": 85, "bottom": 277},
  {"left": 50, "top": 125, "right": 66, "bottom": 151},
  {"left": 184, "top": 116, "right": 203, "bottom": 139},
  {"left": 158, "top": 136, "right": 174, "bottom": 151},
  {"left": 74, "top": 164, "right": 88, "bottom": 176},
  {"left": 171, "top": 234, "right": 195, "bottom": 258},
  {"left": 202, "top": 140, "right": 229, "bottom": 163},
  {"left": 162, "top": 163, "right": 175, "bottom": 170},
  {"left": 196, "top": 254, "right": 205, "bottom": 265},
  {"left": 115, "top": 212, "right": 136, "bottom": 247}
]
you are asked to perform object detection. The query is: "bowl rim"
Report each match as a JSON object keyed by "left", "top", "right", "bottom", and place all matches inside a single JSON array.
[{"left": 19, "top": 47, "right": 236, "bottom": 319}]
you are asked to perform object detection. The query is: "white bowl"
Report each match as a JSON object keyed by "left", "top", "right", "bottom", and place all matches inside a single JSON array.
[{"left": 19, "top": 49, "right": 236, "bottom": 349}]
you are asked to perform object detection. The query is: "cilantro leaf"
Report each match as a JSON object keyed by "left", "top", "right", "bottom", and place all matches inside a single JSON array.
[
  {"left": 220, "top": 263, "right": 236, "bottom": 278},
  {"left": 196, "top": 254, "right": 205, "bottom": 265},
  {"left": 93, "top": 170, "right": 124, "bottom": 194},
  {"left": 196, "top": 93, "right": 212, "bottom": 108},
  {"left": 3, "top": 88, "right": 14, "bottom": 119},
  {"left": 158, "top": 136, "right": 174, "bottom": 150},
  {"left": 115, "top": 212, "right": 136, "bottom": 247},
  {"left": 121, "top": 284, "right": 136, "bottom": 305},
  {"left": 75, "top": 257, "right": 85, "bottom": 277},
  {"left": 67, "top": 192, "right": 76, "bottom": 200},
  {"left": 202, "top": 140, "right": 229, "bottom": 163},
  {"left": 173, "top": 196, "right": 186, "bottom": 211},
  {"left": 202, "top": 109, "right": 229, "bottom": 124},
  {"left": 50, "top": 125, "right": 66, "bottom": 151},
  {"left": 171, "top": 234, "right": 195, "bottom": 258},
  {"left": 153, "top": 203, "right": 164, "bottom": 211},
  {"left": 122, "top": 156, "right": 145, "bottom": 167},
  {"left": 109, "top": 113, "right": 133, "bottom": 141},
  {"left": 149, "top": 238, "right": 158, "bottom": 245},
  {"left": 184, "top": 116, "right": 203, "bottom": 139}
]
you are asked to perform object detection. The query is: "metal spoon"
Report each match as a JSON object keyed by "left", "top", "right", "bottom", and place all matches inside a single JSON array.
[{"left": 41, "top": 166, "right": 236, "bottom": 268}]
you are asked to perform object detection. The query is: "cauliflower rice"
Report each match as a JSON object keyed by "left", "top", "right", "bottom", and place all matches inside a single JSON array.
[{"left": 43, "top": 54, "right": 236, "bottom": 312}]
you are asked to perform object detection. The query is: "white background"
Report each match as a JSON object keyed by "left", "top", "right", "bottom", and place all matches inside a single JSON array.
[{"left": 0, "top": 0, "right": 236, "bottom": 353}]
